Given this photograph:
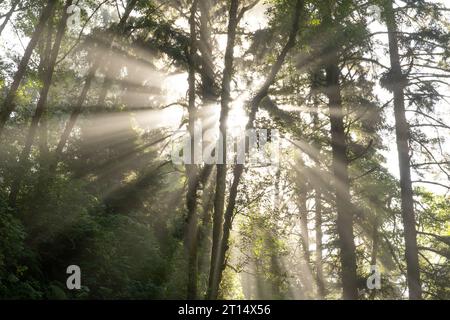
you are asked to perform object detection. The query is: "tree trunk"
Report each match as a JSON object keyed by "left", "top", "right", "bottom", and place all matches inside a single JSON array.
[
  {"left": 315, "top": 187, "right": 325, "bottom": 298},
  {"left": 212, "top": 162, "right": 242, "bottom": 299},
  {"left": 270, "top": 169, "right": 283, "bottom": 298},
  {"left": 210, "top": 0, "right": 305, "bottom": 299},
  {"left": 196, "top": 165, "right": 215, "bottom": 283},
  {"left": 8, "top": 0, "right": 72, "bottom": 206},
  {"left": 324, "top": 53, "right": 358, "bottom": 300},
  {"left": 369, "top": 210, "right": 379, "bottom": 300},
  {"left": 299, "top": 185, "right": 310, "bottom": 263},
  {"left": 38, "top": 18, "right": 53, "bottom": 161},
  {"left": 185, "top": 0, "right": 200, "bottom": 300},
  {"left": 310, "top": 72, "right": 325, "bottom": 298},
  {"left": 0, "top": 0, "right": 57, "bottom": 137},
  {"left": 207, "top": 0, "right": 239, "bottom": 300},
  {"left": 383, "top": 0, "right": 422, "bottom": 300},
  {"left": 320, "top": 1, "right": 359, "bottom": 299}
]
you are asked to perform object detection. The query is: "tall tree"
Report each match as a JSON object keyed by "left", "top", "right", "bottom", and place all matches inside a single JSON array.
[
  {"left": 211, "top": 0, "right": 305, "bottom": 299},
  {"left": 321, "top": 1, "right": 358, "bottom": 300},
  {"left": 207, "top": 0, "right": 240, "bottom": 300},
  {"left": 185, "top": 0, "right": 200, "bottom": 300},
  {"left": 382, "top": 0, "right": 422, "bottom": 299},
  {"left": 310, "top": 71, "right": 326, "bottom": 297}
]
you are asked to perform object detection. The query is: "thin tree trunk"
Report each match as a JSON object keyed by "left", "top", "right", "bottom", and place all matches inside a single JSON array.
[
  {"left": 0, "top": 0, "right": 57, "bottom": 137},
  {"left": 311, "top": 72, "right": 325, "bottom": 298},
  {"left": 36, "top": 21, "right": 54, "bottom": 195},
  {"left": 38, "top": 20, "right": 53, "bottom": 161},
  {"left": 315, "top": 186, "right": 325, "bottom": 298},
  {"left": 370, "top": 209, "right": 379, "bottom": 267},
  {"left": 38, "top": 109, "right": 49, "bottom": 159},
  {"left": 0, "top": 0, "right": 18, "bottom": 36},
  {"left": 211, "top": 0, "right": 305, "bottom": 299},
  {"left": 207, "top": 0, "right": 239, "bottom": 300},
  {"left": 383, "top": 0, "right": 422, "bottom": 300},
  {"left": 269, "top": 168, "right": 284, "bottom": 299},
  {"left": 8, "top": 0, "right": 72, "bottom": 206},
  {"left": 185, "top": 168, "right": 201, "bottom": 299},
  {"left": 185, "top": 0, "right": 200, "bottom": 300},
  {"left": 211, "top": 159, "right": 241, "bottom": 299},
  {"left": 369, "top": 210, "right": 379, "bottom": 299},
  {"left": 299, "top": 180, "right": 315, "bottom": 298},
  {"left": 196, "top": 165, "right": 215, "bottom": 280},
  {"left": 299, "top": 185, "right": 310, "bottom": 263}
]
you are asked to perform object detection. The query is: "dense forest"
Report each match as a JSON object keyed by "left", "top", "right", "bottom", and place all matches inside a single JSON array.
[{"left": 0, "top": 0, "right": 449, "bottom": 300}]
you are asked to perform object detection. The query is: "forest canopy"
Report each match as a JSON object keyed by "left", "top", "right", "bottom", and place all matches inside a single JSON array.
[{"left": 0, "top": 0, "right": 449, "bottom": 300}]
